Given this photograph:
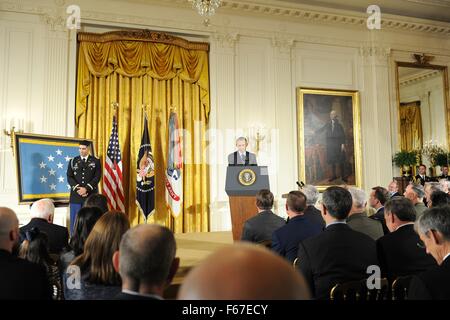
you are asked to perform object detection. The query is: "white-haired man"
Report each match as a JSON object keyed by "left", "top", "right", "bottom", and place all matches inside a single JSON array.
[
  {"left": 409, "top": 205, "right": 450, "bottom": 299},
  {"left": 20, "top": 198, "right": 68, "bottom": 254},
  {"left": 347, "top": 187, "right": 383, "bottom": 240},
  {"left": 301, "top": 184, "right": 325, "bottom": 228},
  {"left": 404, "top": 183, "right": 427, "bottom": 218},
  {"left": 228, "top": 137, "right": 257, "bottom": 166}
]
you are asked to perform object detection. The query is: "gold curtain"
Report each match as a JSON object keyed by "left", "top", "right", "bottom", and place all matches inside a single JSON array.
[
  {"left": 75, "top": 31, "right": 210, "bottom": 233},
  {"left": 400, "top": 101, "right": 423, "bottom": 151}
]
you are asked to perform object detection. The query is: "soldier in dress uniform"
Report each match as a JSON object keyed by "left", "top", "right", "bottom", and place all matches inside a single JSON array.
[{"left": 67, "top": 140, "right": 101, "bottom": 234}]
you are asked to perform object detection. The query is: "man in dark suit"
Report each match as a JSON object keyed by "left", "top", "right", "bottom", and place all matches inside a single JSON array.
[
  {"left": 67, "top": 140, "right": 102, "bottom": 234},
  {"left": 20, "top": 198, "right": 69, "bottom": 254},
  {"left": 113, "top": 224, "right": 179, "bottom": 300},
  {"left": 409, "top": 205, "right": 450, "bottom": 300},
  {"left": 301, "top": 184, "right": 325, "bottom": 228},
  {"left": 415, "top": 164, "right": 432, "bottom": 186},
  {"left": 0, "top": 207, "right": 52, "bottom": 300},
  {"left": 316, "top": 110, "right": 347, "bottom": 183},
  {"left": 369, "top": 186, "right": 390, "bottom": 234},
  {"left": 272, "top": 191, "right": 322, "bottom": 263},
  {"left": 296, "top": 186, "right": 378, "bottom": 300},
  {"left": 437, "top": 165, "right": 449, "bottom": 180},
  {"left": 377, "top": 197, "right": 436, "bottom": 281},
  {"left": 227, "top": 137, "right": 257, "bottom": 166},
  {"left": 388, "top": 180, "right": 402, "bottom": 198},
  {"left": 241, "top": 189, "right": 285, "bottom": 244},
  {"left": 347, "top": 187, "right": 384, "bottom": 240}
]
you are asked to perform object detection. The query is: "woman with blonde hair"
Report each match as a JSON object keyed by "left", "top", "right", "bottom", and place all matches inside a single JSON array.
[{"left": 64, "top": 211, "right": 130, "bottom": 300}]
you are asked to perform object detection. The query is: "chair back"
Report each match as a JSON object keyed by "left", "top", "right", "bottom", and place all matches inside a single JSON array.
[
  {"left": 330, "top": 278, "right": 389, "bottom": 301},
  {"left": 391, "top": 275, "right": 413, "bottom": 300}
]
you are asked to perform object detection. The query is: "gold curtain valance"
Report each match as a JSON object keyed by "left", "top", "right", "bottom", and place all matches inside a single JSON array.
[{"left": 77, "top": 30, "right": 210, "bottom": 125}]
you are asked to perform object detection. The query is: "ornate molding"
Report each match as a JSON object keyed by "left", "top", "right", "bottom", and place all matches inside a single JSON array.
[
  {"left": 212, "top": 32, "right": 239, "bottom": 48},
  {"left": 399, "top": 69, "right": 442, "bottom": 86},
  {"left": 271, "top": 35, "right": 294, "bottom": 54},
  {"left": 40, "top": 14, "right": 66, "bottom": 32},
  {"left": 77, "top": 30, "right": 210, "bottom": 51},
  {"left": 359, "top": 46, "right": 391, "bottom": 58}
]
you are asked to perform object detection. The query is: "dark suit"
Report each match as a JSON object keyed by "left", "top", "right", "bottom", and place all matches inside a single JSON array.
[
  {"left": 272, "top": 215, "right": 323, "bottom": 263},
  {"left": 297, "top": 223, "right": 378, "bottom": 300},
  {"left": 241, "top": 210, "right": 285, "bottom": 243},
  {"left": 228, "top": 151, "right": 257, "bottom": 166},
  {"left": 437, "top": 174, "right": 449, "bottom": 181},
  {"left": 20, "top": 218, "right": 69, "bottom": 254},
  {"left": 415, "top": 174, "right": 431, "bottom": 186},
  {"left": 0, "top": 249, "right": 52, "bottom": 300},
  {"left": 376, "top": 224, "right": 436, "bottom": 281},
  {"left": 347, "top": 212, "right": 384, "bottom": 240},
  {"left": 408, "top": 256, "right": 450, "bottom": 300},
  {"left": 67, "top": 155, "right": 102, "bottom": 204},
  {"left": 316, "top": 118, "right": 346, "bottom": 179},
  {"left": 369, "top": 207, "right": 389, "bottom": 235},
  {"left": 304, "top": 205, "right": 325, "bottom": 229},
  {"left": 390, "top": 192, "right": 402, "bottom": 198}
]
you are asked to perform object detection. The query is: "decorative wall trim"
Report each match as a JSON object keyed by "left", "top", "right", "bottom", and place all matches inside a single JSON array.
[
  {"left": 77, "top": 30, "right": 210, "bottom": 51},
  {"left": 399, "top": 69, "right": 442, "bottom": 86}
]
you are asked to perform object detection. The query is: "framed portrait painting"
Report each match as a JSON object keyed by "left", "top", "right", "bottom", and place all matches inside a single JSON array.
[
  {"left": 297, "top": 88, "right": 362, "bottom": 191},
  {"left": 13, "top": 132, "right": 95, "bottom": 204}
]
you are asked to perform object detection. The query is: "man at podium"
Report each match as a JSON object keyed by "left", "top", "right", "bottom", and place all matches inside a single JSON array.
[{"left": 228, "top": 137, "right": 257, "bottom": 166}]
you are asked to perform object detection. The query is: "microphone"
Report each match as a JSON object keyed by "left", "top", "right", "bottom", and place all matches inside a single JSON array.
[{"left": 296, "top": 181, "right": 305, "bottom": 188}]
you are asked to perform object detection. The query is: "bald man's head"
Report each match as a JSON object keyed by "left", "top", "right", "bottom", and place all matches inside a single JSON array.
[
  {"left": 0, "top": 207, "right": 19, "bottom": 252},
  {"left": 117, "top": 224, "right": 177, "bottom": 287},
  {"left": 30, "top": 199, "right": 54, "bottom": 222},
  {"left": 178, "top": 244, "right": 310, "bottom": 300}
]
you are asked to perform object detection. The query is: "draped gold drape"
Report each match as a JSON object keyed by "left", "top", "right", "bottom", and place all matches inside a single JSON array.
[
  {"left": 75, "top": 31, "right": 210, "bottom": 233},
  {"left": 400, "top": 101, "right": 423, "bottom": 152}
]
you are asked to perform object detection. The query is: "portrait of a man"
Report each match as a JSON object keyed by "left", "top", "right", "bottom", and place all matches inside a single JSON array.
[{"left": 298, "top": 88, "right": 361, "bottom": 189}]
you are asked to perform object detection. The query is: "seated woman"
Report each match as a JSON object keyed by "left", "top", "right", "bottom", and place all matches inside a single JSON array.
[
  {"left": 59, "top": 206, "right": 103, "bottom": 273},
  {"left": 63, "top": 211, "right": 130, "bottom": 300},
  {"left": 19, "top": 227, "right": 62, "bottom": 300}
]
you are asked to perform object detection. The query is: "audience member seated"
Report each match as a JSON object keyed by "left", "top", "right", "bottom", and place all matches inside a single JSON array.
[
  {"left": 404, "top": 183, "right": 427, "bottom": 218},
  {"left": 113, "top": 225, "right": 179, "bottom": 300},
  {"left": 301, "top": 184, "right": 325, "bottom": 228},
  {"left": 429, "top": 190, "right": 450, "bottom": 208},
  {"left": 241, "top": 189, "right": 285, "bottom": 243},
  {"left": 0, "top": 207, "right": 52, "bottom": 300},
  {"left": 388, "top": 180, "right": 402, "bottom": 198},
  {"left": 415, "top": 164, "right": 432, "bottom": 186},
  {"left": 19, "top": 227, "right": 63, "bottom": 300},
  {"left": 439, "top": 179, "right": 450, "bottom": 194},
  {"left": 376, "top": 197, "right": 436, "bottom": 281},
  {"left": 437, "top": 165, "right": 449, "bottom": 180},
  {"left": 64, "top": 211, "right": 130, "bottom": 300},
  {"left": 424, "top": 182, "right": 442, "bottom": 207},
  {"left": 369, "top": 186, "right": 390, "bottom": 234},
  {"left": 83, "top": 193, "right": 109, "bottom": 214},
  {"left": 347, "top": 187, "right": 383, "bottom": 240},
  {"left": 59, "top": 207, "right": 103, "bottom": 273},
  {"left": 272, "top": 191, "right": 323, "bottom": 263},
  {"left": 177, "top": 244, "right": 310, "bottom": 300},
  {"left": 20, "top": 198, "right": 69, "bottom": 254},
  {"left": 409, "top": 206, "right": 450, "bottom": 300},
  {"left": 296, "top": 186, "right": 378, "bottom": 300}
]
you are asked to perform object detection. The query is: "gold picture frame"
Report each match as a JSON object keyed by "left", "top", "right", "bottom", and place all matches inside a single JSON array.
[{"left": 297, "top": 88, "right": 362, "bottom": 191}]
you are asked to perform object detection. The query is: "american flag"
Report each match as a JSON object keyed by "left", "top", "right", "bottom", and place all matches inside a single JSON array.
[{"left": 103, "top": 116, "right": 125, "bottom": 212}]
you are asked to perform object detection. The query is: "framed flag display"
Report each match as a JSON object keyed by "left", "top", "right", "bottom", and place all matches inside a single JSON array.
[{"left": 14, "top": 132, "right": 95, "bottom": 204}]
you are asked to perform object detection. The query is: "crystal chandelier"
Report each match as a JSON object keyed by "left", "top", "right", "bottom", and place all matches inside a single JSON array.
[{"left": 189, "top": 0, "right": 222, "bottom": 26}]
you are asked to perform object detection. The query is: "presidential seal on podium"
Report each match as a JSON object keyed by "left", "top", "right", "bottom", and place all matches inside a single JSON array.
[{"left": 238, "top": 168, "right": 256, "bottom": 186}]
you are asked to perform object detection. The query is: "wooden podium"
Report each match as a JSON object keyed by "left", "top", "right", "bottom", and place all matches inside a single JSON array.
[{"left": 225, "top": 166, "right": 270, "bottom": 241}]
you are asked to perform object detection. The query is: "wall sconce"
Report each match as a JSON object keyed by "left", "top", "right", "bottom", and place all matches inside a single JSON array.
[
  {"left": 3, "top": 118, "right": 25, "bottom": 156},
  {"left": 250, "top": 125, "right": 267, "bottom": 155}
]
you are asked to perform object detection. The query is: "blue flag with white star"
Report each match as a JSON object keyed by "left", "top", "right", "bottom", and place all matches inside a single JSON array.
[{"left": 14, "top": 134, "right": 92, "bottom": 203}]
